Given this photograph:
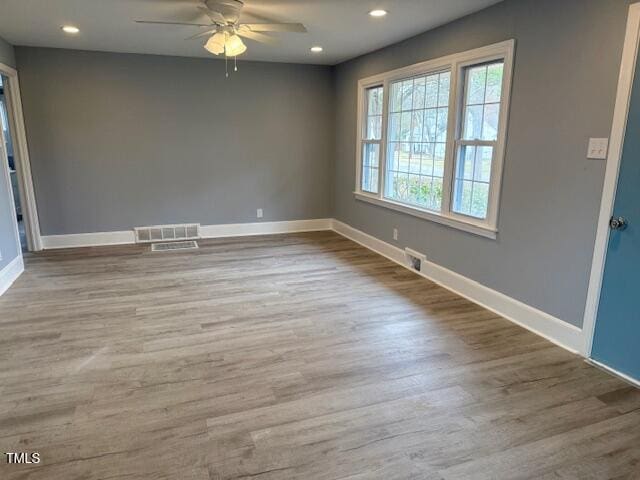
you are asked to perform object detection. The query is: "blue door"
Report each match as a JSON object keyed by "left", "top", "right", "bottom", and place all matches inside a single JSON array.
[{"left": 591, "top": 47, "right": 640, "bottom": 381}]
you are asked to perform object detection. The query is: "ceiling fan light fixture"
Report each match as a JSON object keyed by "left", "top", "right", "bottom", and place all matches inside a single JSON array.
[
  {"left": 225, "top": 34, "right": 247, "bottom": 56},
  {"left": 310, "top": 46, "right": 323, "bottom": 53},
  {"left": 204, "top": 31, "right": 226, "bottom": 55}
]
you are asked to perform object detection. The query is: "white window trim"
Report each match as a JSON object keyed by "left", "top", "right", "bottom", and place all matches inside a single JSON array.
[{"left": 354, "top": 40, "right": 515, "bottom": 239}]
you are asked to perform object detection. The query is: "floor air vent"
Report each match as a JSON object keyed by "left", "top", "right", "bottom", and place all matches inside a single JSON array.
[
  {"left": 135, "top": 224, "right": 200, "bottom": 243},
  {"left": 405, "top": 248, "right": 427, "bottom": 272},
  {"left": 151, "top": 240, "right": 199, "bottom": 252}
]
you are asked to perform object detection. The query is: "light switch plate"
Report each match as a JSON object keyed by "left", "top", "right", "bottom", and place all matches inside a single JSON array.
[{"left": 587, "top": 138, "right": 609, "bottom": 160}]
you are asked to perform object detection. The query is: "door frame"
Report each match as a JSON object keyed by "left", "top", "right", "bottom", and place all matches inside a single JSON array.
[
  {"left": 0, "top": 61, "right": 42, "bottom": 252},
  {"left": 582, "top": 3, "right": 640, "bottom": 357}
]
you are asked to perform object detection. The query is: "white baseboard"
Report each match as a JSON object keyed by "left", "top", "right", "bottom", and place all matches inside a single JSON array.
[
  {"left": 200, "top": 218, "right": 332, "bottom": 239},
  {"left": 331, "top": 220, "right": 585, "bottom": 355},
  {"left": 40, "top": 219, "right": 333, "bottom": 250},
  {"left": 42, "top": 230, "right": 135, "bottom": 249},
  {"left": 0, "top": 254, "right": 24, "bottom": 297},
  {"left": 586, "top": 359, "right": 640, "bottom": 388}
]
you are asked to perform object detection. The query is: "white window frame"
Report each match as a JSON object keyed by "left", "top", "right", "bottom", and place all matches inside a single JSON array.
[{"left": 354, "top": 40, "right": 515, "bottom": 239}]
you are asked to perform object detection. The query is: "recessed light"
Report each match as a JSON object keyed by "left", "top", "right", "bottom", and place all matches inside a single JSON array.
[
  {"left": 310, "top": 46, "right": 323, "bottom": 53},
  {"left": 369, "top": 9, "right": 388, "bottom": 17},
  {"left": 61, "top": 25, "right": 80, "bottom": 34}
]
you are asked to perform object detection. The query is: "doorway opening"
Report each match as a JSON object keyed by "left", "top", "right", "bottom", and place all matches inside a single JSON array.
[
  {"left": 0, "top": 62, "right": 41, "bottom": 253},
  {"left": 0, "top": 74, "right": 25, "bottom": 251}
]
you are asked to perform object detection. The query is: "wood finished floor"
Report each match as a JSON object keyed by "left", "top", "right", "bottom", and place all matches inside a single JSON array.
[{"left": 0, "top": 231, "right": 639, "bottom": 480}]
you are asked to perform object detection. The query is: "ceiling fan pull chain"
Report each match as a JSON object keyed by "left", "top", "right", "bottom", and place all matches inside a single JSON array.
[
  {"left": 225, "top": 53, "right": 229, "bottom": 78},
  {"left": 234, "top": 56, "right": 238, "bottom": 72}
]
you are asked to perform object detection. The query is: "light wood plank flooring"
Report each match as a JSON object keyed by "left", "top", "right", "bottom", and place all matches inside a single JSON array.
[{"left": 0, "top": 231, "right": 638, "bottom": 479}]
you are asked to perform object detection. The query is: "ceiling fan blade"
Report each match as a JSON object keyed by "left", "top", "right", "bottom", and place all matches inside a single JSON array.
[
  {"left": 237, "top": 29, "right": 278, "bottom": 45},
  {"left": 240, "top": 23, "right": 307, "bottom": 33},
  {"left": 135, "top": 20, "right": 211, "bottom": 27},
  {"left": 186, "top": 28, "right": 218, "bottom": 40},
  {"left": 198, "top": 5, "right": 228, "bottom": 25}
]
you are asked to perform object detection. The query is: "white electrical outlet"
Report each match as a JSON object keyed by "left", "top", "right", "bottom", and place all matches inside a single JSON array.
[
  {"left": 393, "top": 228, "right": 398, "bottom": 241},
  {"left": 257, "top": 208, "right": 263, "bottom": 219},
  {"left": 587, "top": 138, "right": 609, "bottom": 160}
]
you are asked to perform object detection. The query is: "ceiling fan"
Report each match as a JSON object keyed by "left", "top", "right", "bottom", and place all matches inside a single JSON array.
[{"left": 135, "top": 0, "right": 308, "bottom": 59}]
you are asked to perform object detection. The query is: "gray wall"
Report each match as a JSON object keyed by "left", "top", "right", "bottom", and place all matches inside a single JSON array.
[
  {"left": 0, "top": 35, "right": 15, "bottom": 68},
  {"left": 16, "top": 47, "right": 335, "bottom": 235},
  {"left": 0, "top": 35, "right": 19, "bottom": 271},
  {"left": 334, "top": 0, "right": 632, "bottom": 327}
]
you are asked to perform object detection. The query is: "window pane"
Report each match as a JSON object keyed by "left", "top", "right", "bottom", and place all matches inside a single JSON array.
[
  {"left": 425, "top": 75, "right": 439, "bottom": 108},
  {"left": 369, "top": 168, "right": 379, "bottom": 193},
  {"left": 390, "top": 82, "right": 402, "bottom": 113},
  {"left": 476, "top": 146, "right": 493, "bottom": 182},
  {"left": 457, "top": 180, "right": 473, "bottom": 214},
  {"left": 459, "top": 145, "right": 476, "bottom": 180},
  {"left": 0, "top": 100, "right": 8, "bottom": 132},
  {"left": 413, "top": 77, "right": 426, "bottom": 110},
  {"left": 384, "top": 70, "right": 450, "bottom": 211},
  {"left": 485, "top": 62, "right": 504, "bottom": 103},
  {"left": 388, "top": 112, "right": 401, "bottom": 141},
  {"left": 401, "top": 80, "right": 414, "bottom": 111},
  {"left": 361, "top": 143, "right": 380, "bottom": 193},
  {"left": 461, "top": 60, "right": 504, "bottom": 141},
  {"left": 416, "top": 176, "right": 431, "bottom": 207},
  {"left": 438, "top": 72, "right": 450, "bottom": 107},
  {"left": 424, "top": 108, "right": 437, "bottom": 143},
  {"left": 430, "top": 177, "right": 443, "bottom": 210},
  {"left": 471, "top": 182, "right": 489, "bottom": 218},
  {"left": 363, "top": 143, "right": 379, "bottom": 169},
  {"left": 408, "top": 174, "right": 421, "bottom": 204},
  {"left": 401, "top": 111, "right": 412, "bottom": 141},
  {"left": 463, "top": 104, "right": 484, "bottom": 140},
  {"left": 387, "top": 171, "right": 409, "bottom": 201},
  {"left": 452, "top": 179, "right": 469, "bottom": 215},
  {"left": 420, "top": 143, "right": 435, "bottom": 175},
  {"left": 452, "top": 145, "right": 494, "bottom": 219},
  {"left": 367, "top": 115, "right": 382, "bottom": 140},
  {"left": 411, "top": 111, "right": 424, "bottom": 142},
  {"left": 387, "top": 141, "right": 401, "bottom": 171},
  {"left": 409, "top": 145, "right": 421, "bottom": 173},
  {"left": 466, "top": 65, "right": 487, "bottom": 105},
  {"left": 436, "top": 107, "right": 448, "bottom": 142},
  {"left": 368, "top": 86, "right": 383, "bottom": 115},
  {"left": 481, "top": 103, "right": 499, "bottom": 141},
  {"left": 364, "top": 86, "right": 383, "bottom": 141},
  {"left": 434, "top": 143, "right": 446, "bottom": 177},
  {"left": 399, "top": 142, "right": 411, "bottom": 171}
]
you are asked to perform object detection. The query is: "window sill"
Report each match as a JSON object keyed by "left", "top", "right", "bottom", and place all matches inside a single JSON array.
[{"left": 354, "top": 192, "right": 498, "bottom": 240}]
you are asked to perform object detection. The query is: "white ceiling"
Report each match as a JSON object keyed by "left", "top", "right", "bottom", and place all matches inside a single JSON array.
[{"left": 0, "top": 0, "right": 504, "bottom": 65}]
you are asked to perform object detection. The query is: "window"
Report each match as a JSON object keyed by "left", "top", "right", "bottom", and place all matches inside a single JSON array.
[
  {"left": 360, "top": 86, "right": 383, "bottom": 193},
  {"left": 452, "top": 61, "right": 504, "bottom": 219},
  {"left": 386, "top": 70, "right": 450, "bottom": 210},
  {"left": 355, "top": 41, "right": 514, "bottom": 238}
]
